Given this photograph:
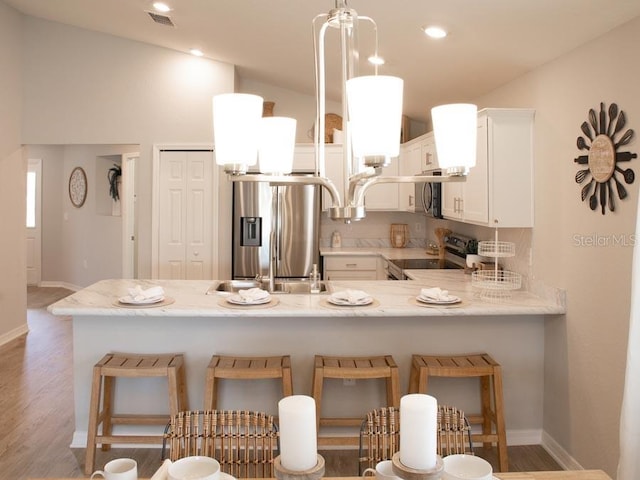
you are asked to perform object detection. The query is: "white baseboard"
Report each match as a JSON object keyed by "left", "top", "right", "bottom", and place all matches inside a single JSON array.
[
  {"left": 541, "top": 430, "right": 584, "bottom": 470},
  {"left": 72, "top": 427, "right": 578, "bottom": 463},
  {"left": 0, "top": 323, "right": 29, "bottom": 348},
  {"left": 506, "top": 428, "right": 542, "bottom": 445},
  {"left": 39, "top": 280, "right": 82, "bottom": 291}
]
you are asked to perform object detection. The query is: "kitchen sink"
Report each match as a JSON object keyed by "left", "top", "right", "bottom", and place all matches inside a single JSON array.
[
  {"left": 271, "top": 281, "right": 330, "bottom": 294},
  {"left": 208, "top": 280, "right": 330, "bottom": 295},
  {"left": 209, "top": 280, "right": 261, "bottom": 293}
]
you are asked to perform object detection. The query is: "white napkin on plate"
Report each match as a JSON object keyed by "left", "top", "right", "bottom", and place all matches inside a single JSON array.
[
  {"left": 420, "top": 287, "right": 451, "bottom": 301},
  {"left": 238, "top": 288, "right": 270, "bottom": 302},
  {"left": 150, "top": 459, "right": 172, "bottom": 480},
  {"left": 331, "top": 289, "right": 372, "bottom": 304},
  {"left": 128, "top": 285, "right": 165, "bottom": 301}
]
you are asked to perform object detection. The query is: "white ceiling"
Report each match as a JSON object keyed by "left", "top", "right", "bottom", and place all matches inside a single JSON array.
[{"left": 6, "top": 0, "right": 640, "bottom": 122}]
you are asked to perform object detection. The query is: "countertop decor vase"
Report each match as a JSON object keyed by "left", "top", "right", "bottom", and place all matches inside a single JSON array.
[{"left": 391, "top": 224, "right": 408, "bottom": 248}]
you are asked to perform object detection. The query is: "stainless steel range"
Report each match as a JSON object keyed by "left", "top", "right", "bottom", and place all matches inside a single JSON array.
[{"left": 387, "top": 233, "right": 475, "bottom": 280}]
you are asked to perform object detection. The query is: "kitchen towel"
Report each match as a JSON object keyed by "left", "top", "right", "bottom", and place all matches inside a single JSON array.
[
  {"left": 127, "top": 285, "right": 165, "bottom": 301},
  {"left": 330, "top": 289, "right": 372, "bottom": 304},
  {"left": 238, "top": 288, "right": 271, "bottom": 302},
  {"left": 420, "top": 287, "right": 451, "bottom": 301}
]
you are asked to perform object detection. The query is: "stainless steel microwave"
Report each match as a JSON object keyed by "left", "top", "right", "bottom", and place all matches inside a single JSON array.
[{"left": 415, "top": 170, "right": 443, "bottom": 218}]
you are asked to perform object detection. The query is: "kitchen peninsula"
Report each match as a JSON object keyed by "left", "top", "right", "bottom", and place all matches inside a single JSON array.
[{"left": 49, "top": 274, "right": 564, "bottom": 448}]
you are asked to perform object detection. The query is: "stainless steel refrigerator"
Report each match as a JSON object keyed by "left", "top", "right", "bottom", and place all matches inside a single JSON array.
[{"left": 232, "top": 177, "right": 320, "bottom": 280}]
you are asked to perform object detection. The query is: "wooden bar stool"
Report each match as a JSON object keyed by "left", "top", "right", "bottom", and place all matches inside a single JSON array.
[
  {"left": 312, "top": 354, "right": 400, "bottom": 447},
  {"left": 85, "top": 352, "right": 188, "bottom": 475},
  {"left": 204, "top": 355, "right": 293, "bottom": 410},
  {"left": 409, "top": 353, "right": 508, "bottom": 472}
]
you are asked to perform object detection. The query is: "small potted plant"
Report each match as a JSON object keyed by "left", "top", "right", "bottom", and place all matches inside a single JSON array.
[
  {"left": 465, "top": 239, "right": 481, "bottom": 270},
  {"left": 108, "top": 164, "right": 121, "bottom": 201}
]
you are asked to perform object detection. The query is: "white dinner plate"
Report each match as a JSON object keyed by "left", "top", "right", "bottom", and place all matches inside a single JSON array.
[
  {"left": 118, "top": 295, "right": 165, "bottom": 305},
  {"left": 416, "top": 295, "right": 461, "bottom": 305},
  {"left": 221, "top": 473, "right": 237, "bottom": 480},
  {"left": 327, "top": 296, "right": 373, "bottom": 306},
  {"left": 227, "top": 294, "right": 272, "bottom": 305}
]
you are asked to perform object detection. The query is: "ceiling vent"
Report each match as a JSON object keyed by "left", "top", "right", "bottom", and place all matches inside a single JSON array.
[{"left": 146, "top": 11, "right": 175, "bottom": 27}]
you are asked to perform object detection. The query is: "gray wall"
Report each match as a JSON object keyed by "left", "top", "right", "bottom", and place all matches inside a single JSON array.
[
  {"left": 0, "top": 2, "right": 26, "bottom": 344},
  {"left": 473, "top": 15, "right": 640, "bottom": 476},
  {"left": 21, "top": 16, "right": 236, "bottom": 280},
  {"left": 28, "top": 144, "right": 139, "bottom": 287}
]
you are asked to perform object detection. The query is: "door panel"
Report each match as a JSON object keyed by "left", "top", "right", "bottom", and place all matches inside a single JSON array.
[
  {"left": 158, "top": 151, "right": 213, "bottom": 279},
  {"left": 26, "top": 159, "right": 42, "bottom": 285}
]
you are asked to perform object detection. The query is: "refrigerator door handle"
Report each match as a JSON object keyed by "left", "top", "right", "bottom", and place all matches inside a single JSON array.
[{"left": 276, "top": 187, "right": 282, "bottom": 267}]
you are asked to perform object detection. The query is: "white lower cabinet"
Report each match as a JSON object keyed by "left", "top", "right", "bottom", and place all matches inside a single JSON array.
[
  {"left": 323, "top": 255, "right": 380, "bottom": 280},
  {"left": 442, "top": 108, "right": 534, "bottom": 227}
]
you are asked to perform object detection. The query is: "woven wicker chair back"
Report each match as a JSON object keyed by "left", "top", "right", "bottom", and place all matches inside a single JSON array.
[
  {"left": 358, "top": 405, "right": 472, "bottom": 474},
  {"left": 164, "top": 410, "right": 279, "bottom": 478}
]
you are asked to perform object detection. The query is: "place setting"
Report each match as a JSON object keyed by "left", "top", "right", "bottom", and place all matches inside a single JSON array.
[
  {"left": 411, "top": 287, "right": 463, "bottom": 308},
  {"left": 114, "top": 285, "right": 174, "bottom": 308},
  {"left": 321, "top": 289, "right": 379, "bottom": 309},
  {"left": 218, "top": 287, "right": 279, "bottom": 309}
]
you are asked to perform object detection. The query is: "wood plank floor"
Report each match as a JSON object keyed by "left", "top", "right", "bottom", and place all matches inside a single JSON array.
[{"left": 0, "top": 287, "right": 561, "bottom": 479}]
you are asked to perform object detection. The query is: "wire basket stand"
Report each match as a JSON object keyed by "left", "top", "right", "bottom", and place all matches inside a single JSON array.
[{"left": 471, "top": 229, "right": 521, "bottom": 301}]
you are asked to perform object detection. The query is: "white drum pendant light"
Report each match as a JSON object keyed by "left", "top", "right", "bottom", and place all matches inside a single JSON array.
[
  {"left": 346, "top": 75, "right": 404, "bottom": 167},
  {"left": 258, "top": 117, "right": 297, "bottom": 175},
  {"left": 431, "top": 103, "right": 478, "bottom": 174},
  {"left": 213, "top": 93, "right": 263, "bottom": 174}
]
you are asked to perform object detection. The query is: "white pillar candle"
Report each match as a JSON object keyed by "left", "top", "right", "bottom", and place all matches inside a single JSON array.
[
  {"left": 399, "top": 394, "right": 438, "bottom": 470},
  {"left": 278, "top": 395, "right": 318, "bottom": 471}
]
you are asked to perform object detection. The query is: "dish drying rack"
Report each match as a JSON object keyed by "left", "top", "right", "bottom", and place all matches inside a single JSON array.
[{"left": 471, "top": 230, "right": 521, "bottom": 300}]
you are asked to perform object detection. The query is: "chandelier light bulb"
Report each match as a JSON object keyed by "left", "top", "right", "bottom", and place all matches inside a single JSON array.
[
  {"left": 213, "top": 93, "right": 263, "bottom": 172},
  {"left": 346, "top": 75, "right": 404, "bottom": 164},
  {"left": 258, "top": 117, "right": 297, "bottom": 175},
  {"left": 431, "top": 103, "right": 477, "bottom": 173}
]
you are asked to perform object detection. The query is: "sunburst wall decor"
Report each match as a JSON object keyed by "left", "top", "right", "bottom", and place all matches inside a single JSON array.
[{"left": 574, "top": 102, "right": 636, "bottom": 214}]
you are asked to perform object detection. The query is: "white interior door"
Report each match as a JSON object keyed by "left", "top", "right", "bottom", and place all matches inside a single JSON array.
[
  {"left": 158, "top": 150, "right": 213, "bottom": 279},
  {"left": 121, "top": 153, "right": 138, "bottom": 278},
  {"left": 26, "top": 159, "right": 42, "bottom": 285}
]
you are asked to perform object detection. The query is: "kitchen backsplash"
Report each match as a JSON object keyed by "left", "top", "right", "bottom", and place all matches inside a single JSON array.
[{"left": 320, "top": 211, "right": 430, "bottom": 248}]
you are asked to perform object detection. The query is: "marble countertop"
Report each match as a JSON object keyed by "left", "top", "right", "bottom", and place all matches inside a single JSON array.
[{"left": 48, "top": 271, "right": 565, "bottom": 318}]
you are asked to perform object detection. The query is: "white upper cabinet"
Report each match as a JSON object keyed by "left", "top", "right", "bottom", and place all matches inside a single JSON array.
[
  {"left": 318, "top": 144, "right": 400, "bottom": 211},
  {"left": 322, "top": 145, "right": 345, "bottom": 211},
  {"left": 365, "top": 159, "right": 399, "bottom": 210},
  {"left": 292, "top": 144, "right": 317, "bottom": 171},
  {"left": 419, "top": 132, "right": 439, "bottom": 171},
  {"left": 442, "top": 108, "right": 534, "bottom": 228},
  {"left": 399, "top": 139, "right": 422, "bottom": 212},
  {"left": 441, "top": 119, "right": 488, "bottom": 223},
  {"left": 398, "top": 131, "right": 438, "bottom": 212}
]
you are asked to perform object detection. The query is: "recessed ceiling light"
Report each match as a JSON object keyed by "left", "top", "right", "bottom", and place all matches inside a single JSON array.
[
  {"left": 190, "top": 49, "right": 204, "bottom": 57},
  {"left": 368, "top": 55, "right": 385, "bottom": 66},
  {"left": 153, "top": 2, "right": 171, "bottom": 13},
  {"left": 423, "top": 26, "right": 447, "bottom": 39}
]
